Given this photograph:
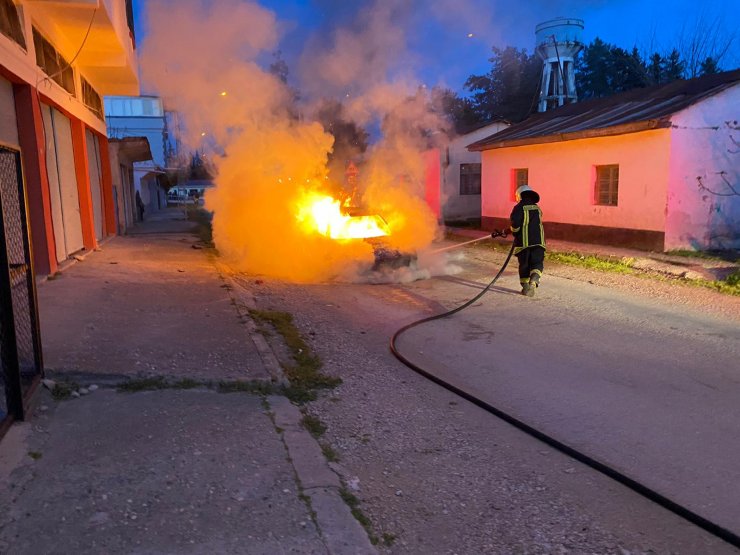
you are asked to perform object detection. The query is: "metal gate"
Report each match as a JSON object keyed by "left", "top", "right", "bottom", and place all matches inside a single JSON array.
[{"left": 0, "top": 145, "right": 43, "bottom": 436}]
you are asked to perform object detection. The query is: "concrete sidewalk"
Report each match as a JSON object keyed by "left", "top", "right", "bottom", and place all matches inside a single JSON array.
[
  {"left": 447, "top": 226, "right": 739, "bottom": 282},
  {"left": 0, "top": 208, "right": 375, "bottom": 555}
]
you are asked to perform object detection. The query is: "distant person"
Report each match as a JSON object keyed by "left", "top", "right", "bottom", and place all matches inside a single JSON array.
[
  {"left": 509, "top": 184, "right": 545, "bottom": 297},
  {"left": 135, "top": 190, "right": 145, "bottom": 221}
]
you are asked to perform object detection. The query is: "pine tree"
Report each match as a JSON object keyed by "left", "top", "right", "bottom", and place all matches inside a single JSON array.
[
  {"left": 700, "top": 57, "right": 720, "bottom": 75},
  {"left": 661, "top": 49, "right": 685, "bottom": 81},
  {"left": 608, "top": 46, "right": 649, "bottom": 92},
  {"left": 647, "top": 53, "right": 664, "bottom": 84},
  {"left": 576, "top": 38, "right": 613, "bottom": 98}
]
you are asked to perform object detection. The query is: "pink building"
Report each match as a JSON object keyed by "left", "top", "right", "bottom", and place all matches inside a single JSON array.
[{"left": 468, "top": 70, "right": 740, "bottom": 251}]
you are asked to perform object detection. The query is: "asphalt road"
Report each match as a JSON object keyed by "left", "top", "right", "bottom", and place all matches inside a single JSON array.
[
  {"left": 244, "top": 243, "right": 740, "bottom": 553},
  {"left": 399, "top": 250, "right": 740, "bottom": 537}
]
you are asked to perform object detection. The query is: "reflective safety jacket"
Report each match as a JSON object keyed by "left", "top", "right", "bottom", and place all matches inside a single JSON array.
[{"left": 510, "top": 201, "right": 545, "bottom": 254}]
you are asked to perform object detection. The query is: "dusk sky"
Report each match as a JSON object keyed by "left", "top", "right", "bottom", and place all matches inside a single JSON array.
[{"left": 133, "top": 0, "right": 740, "bottom": 95}]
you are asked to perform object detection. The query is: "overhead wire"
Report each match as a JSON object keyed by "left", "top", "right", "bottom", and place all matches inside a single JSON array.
[{"left": 33, "top": 6, "right": 99, "bottom": 261}]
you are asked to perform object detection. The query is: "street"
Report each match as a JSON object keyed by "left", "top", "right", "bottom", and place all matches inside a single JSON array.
[{"left": 241, "top": 241, "right": 740, "bottom": 554}]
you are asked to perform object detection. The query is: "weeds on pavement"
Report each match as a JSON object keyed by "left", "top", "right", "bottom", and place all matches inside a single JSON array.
[{"left": 248, "top": 309, "right": 342, "bottom": 402}]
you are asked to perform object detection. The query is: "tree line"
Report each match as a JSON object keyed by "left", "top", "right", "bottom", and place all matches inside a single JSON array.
[
  {"left": 173, "top": 30, "right": 735, "bottom": 176},
  {"left": 442, "top": 33, "right": 736, "bottom": 131}
]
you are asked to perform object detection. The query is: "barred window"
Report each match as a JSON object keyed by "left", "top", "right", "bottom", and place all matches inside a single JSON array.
[
  {"left": 459, "top": 163, "right": 481, "bottom": 195},
  {"left": 81, "top": 76, "right": 103, "bottom": 120},
  {"left": 595, "top": 164, "right": 619, "bottom": 206},
  {"left": 0, "top": 0, "right": 25, "bottom": 49},
  {"left": 511, "top": 168, "right": 528, "bottom": 201},
  {"left": 32, "top": 27, "right": 75, "bottom": 95}
]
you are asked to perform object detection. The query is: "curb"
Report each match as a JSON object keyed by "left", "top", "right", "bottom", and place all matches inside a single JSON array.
[
  {"left": 446, "top": 227, "right": 738, "bottom": 283},
  {"left": 269, "top": 396, "right": 378, "bottom": 555},
  {"left": 213, "top": 263, "right": 288, "bottom": 386},
  {"left": 215, "top": 265, "right": 377, "bottom": 552}
]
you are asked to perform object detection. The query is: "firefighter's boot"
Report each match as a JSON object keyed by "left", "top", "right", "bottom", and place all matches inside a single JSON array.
[
  {"left": 526, "top": 276, "right": 539, "bottom": 297},
  {"left": 521, "top": 282, "right": 532, "bottom": 296}
]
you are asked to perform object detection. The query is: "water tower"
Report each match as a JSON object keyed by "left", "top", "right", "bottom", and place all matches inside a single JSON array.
[{"left": 535, "top": 17, "right": 584, "bottom": 112}]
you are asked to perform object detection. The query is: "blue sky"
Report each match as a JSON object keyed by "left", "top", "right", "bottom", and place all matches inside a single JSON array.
[{"left": 133, "top": 0, "right": 740, "bottom": 94}]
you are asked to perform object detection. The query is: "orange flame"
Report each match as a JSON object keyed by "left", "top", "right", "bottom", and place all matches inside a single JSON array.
[{"left": 297, "top": 193, "right": 389, "bottom": 240}]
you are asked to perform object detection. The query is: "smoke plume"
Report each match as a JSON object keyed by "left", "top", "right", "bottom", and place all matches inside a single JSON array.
[{"left": 141, "top": 0, "right": 448, "bottom": 282}]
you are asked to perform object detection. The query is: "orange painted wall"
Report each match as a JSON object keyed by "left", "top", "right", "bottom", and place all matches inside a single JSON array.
[
  {"left": 481, "top": 129, "right": 671, "bottom": 231},
  {"left": 13, "top": 83, "right": 57, "bottom": 276},
  {"left": 70, "top": 119, "right": 97, "bottom": 250}
]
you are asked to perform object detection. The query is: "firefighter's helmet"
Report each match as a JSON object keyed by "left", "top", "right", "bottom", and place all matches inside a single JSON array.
[{"left": 515, "top": 184, "right": 540, "bottom": 203}]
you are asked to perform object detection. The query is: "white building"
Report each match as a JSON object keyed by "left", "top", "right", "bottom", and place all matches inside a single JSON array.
[
  {"left": 468, "top": 70, "right": 740, "bottom": 251},
  {"left": 105, "top": 95, "right": 170, "bottom": 215},
  {"left": 438, "top": 120, "right": 509, "bottom": 223}
]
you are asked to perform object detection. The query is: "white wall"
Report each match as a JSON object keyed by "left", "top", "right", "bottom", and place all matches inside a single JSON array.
[
  {"left": 442, "top": 122, "right": 508, "bottom": 221},
  {"left": 481, "top": 129, "right": 672, "bottom": 232},
  {"left": 42, "top": 105, "right": 85, "bottom": 261},
  {"left": 85, "top": 129, "right": 105, "bottom": 241},
  {"left": 666, "top": 85, "right": 740, "bottom": 250}
]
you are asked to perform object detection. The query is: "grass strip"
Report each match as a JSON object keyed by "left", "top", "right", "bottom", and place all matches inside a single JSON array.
[
  {"left": 545, "top": 251, "right": 636, "bottom": 274},
  {"left": 339, "top": 488, "right": 378, "bottom": 545},
  {"left": 301, "top": 414, "right": 327, "bottom": 438},
  {"left": 463, "top": 234, "right": 740, "bottom": 296},
  {"left": 249, "top": 309, "right": 342, "bottom": 402}
]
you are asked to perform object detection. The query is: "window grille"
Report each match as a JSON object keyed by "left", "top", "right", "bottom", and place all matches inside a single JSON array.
[
  {"left": 0, "top": 0, "right": 25, "bottom": 49},
  {"left": 32, "top": 27, "right": 75, "bottom": 95},
  {"left": 459, "top": 163, "right": 481, "bottom": 195},
  {"left": 595, "top": 164, "right": 619, "bottom": 206},
  {"left": 81, "top": 76, "right": 103, "bottom": 120},
  {"left": 511, "top": 168, "right": 528, "bottom": 201}
]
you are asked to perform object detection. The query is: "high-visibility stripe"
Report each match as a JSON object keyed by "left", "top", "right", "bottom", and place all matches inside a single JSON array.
[
  {"left": 511, "top": 226, "right": 521, "bottom": 232},
  {"left": 522, "top": 208, "right": 530, "bottom": 249},
  {"left": 538, "top": 207, "right": 545, "bottom": 246},
  {"left": 530, "top": 269, "right": 543, "bottom": 277}
]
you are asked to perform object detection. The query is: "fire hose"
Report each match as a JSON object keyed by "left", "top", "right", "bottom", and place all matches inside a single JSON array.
[{"left": 389, "top": 233, "right": 740, "bottom": 549}]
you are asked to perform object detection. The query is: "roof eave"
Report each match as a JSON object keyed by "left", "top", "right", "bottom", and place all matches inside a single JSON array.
[{"left": 468, "top": 118, "right": 672, "bottom": 151}]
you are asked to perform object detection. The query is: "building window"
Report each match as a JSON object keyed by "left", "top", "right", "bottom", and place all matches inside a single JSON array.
[
  {"left": 0, "top": 0, "right": 26, "bottom": 49},
  {"left": 595, "top": 164, "right": 619, "bottom": 206},
  {"left": 460, "top": 163, "right": 481, "bottom": 195},
  {"left": 511, "top": 168, "right": 528, "bottom": 201},
  {"left": 81, "top": 76, "right": 103, "bottom": 120},
  {"left": 32, "top": 27, "right": 75, "bottom": 95}
]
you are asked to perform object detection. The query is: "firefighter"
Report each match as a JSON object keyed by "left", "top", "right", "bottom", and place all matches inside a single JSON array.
[{"left": 509, "top": 184, "right": 545, "bottom": 297}]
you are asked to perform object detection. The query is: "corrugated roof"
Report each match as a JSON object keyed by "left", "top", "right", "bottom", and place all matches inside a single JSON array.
[{"left": 467, "top": 69, "right": 740, "bottom": 151}]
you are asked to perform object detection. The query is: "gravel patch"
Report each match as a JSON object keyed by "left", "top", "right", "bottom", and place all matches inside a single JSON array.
[{"left": 244, "top": 273, "right": 734, "bottom": 554}]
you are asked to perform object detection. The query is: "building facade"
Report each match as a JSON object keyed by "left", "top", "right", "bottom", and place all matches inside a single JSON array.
[
  {"left": 105, "top": 95, "right": 168, "bottom": 216},
  {"left": 0, "top": 0, "right": 138, "bottom": 276},
  {"left": 469, "top": 71, "right": 740, "bottom": 251},
  {"left": 108, "top": 136, "right": 152, "bottom": 234},
  {"left": 440, "top": 121, "right": 509, "bottom": 223}
]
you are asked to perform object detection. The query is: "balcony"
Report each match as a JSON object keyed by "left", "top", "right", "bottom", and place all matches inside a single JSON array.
[{"left": 24, "top": 0, "right": 138, "bottom": 95}]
